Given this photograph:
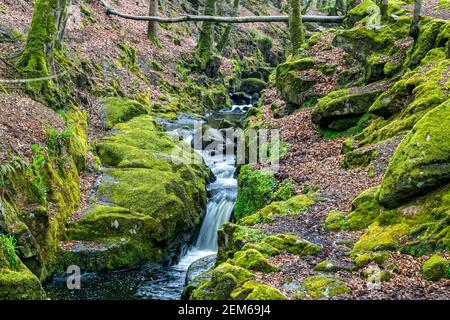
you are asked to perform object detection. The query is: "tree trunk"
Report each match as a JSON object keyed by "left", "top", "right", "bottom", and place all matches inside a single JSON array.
[
  {"left": 147, "top": 0, "right": 159, "bottom": 40},
  {"left": 410, "top": 0, "right": 422, "bottom": 41},
  {"left": 217, "top": 0, "right": 240, "bottom": 53},
  {"left": 196, "top": 0, "right": 216, "bottom": 69},
  {"left": 289, "top": 0, "right": 304, "bottom": 55},
  {"left": 16, "top": 0, "right": 71, "bottom": 96}
]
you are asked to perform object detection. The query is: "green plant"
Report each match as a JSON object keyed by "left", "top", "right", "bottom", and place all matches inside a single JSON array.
[
  {"left": 46, "top": 127, "right": 72, "bottom": 160},
  {"left": 27, "top": 144, "right": 48, "bottom": 204},
  {"left": 0, "top": 233, "right": 19, "bottom": 268},
  {"left": 0, "top": 159, "right": 27, "bottom": 195}
]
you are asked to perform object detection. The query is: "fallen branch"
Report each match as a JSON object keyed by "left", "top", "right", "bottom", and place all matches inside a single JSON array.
[{"left": 98, "top": 0, "right": 344, "bottom": 24}]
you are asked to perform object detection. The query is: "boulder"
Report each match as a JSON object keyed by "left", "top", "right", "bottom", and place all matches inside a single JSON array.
[
  {"left": 239, "top": 78, "right": 267, "bottom": 95},
  {"left": 379, "top": 101, "right": 450, "bottom": 208}
]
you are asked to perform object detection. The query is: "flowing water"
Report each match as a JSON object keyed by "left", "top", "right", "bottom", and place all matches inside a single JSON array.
[{"left": 44, "top": 105, "right": 248, "bottom": 300}]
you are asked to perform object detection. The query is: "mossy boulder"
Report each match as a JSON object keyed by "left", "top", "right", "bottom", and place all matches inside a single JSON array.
[
  {"left": 262, "top": 234, "right": 321, "bottom": 256},
  {"left": 379, "top": 101, "right": 450, "bottom": 208},
  {"left": 239, "top": 194, "right": 314, "bottom": 226},
  {"left": 341, "top": 148, "right": 379, "bottom": 169},
  {"left": 354, "top": 251, "right": 389, "bottom": 268},
  {"left": 63, "top": 114, "right": 210, "bottom": 271},
  {"left": 275, "top": 58, "right": 317, "bottom": 105},
  {"left": 0, "top": 244, "right": 46, "bottom": 300},
  {"left": 344, "top": 0, "right": 380, "bottom": 29},
  {"left": 422, "top": 254, "right": 449, "bottom": 281},
  {"left": 102, "top": 97, "right": 149, "bottom": 129},
  {"left": 232, "top": 281, "right": 285, "bottom": 300},
  {"left": 351, "top": 223, "right": 409, "bottom": 256},
  {"left": 312, "top": 88, "right": 382, "bottom": 131},
  {"left": 189, "top": 262, "right": 255, "bottom": 300},
  {"left": 324, "top": 210, "right": 347, "bottom": 231},
  {"left": 314, "top": 260, "right": 342, "bottom": 272},
  {"left": 230, "top": 249, "right": 278, "bottom": 273},
  {"left": 239, "top": 78, "right": 267, "bottom": 95},
  {"left": 234, "top": 165, "right": 277, "bottom": 221},
  {"left": 347, "top": 186, "right": 382, "bottom": 230},
  {"left": 296, "top": 275, "right": 350, "bottom": 299}
]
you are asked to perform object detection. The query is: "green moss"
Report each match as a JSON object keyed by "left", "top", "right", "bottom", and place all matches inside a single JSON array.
[
  {"left": 263, "top": 233, "right": 321, "bottom": 256},
  {"left": 245, "top": 283, "right": 286, "bottom": 300},
  {"left": 66, "top": 104, "right": 88, "bottom": 172},
  {"left": 351, "top": 223, "right": 409, "bottom": 256},
  {"left": 195, "top": 0, "right": 216, "bottom": 69},
  {"left": 379, "top": 100, "right": 450, "bottom": 208},
  {"left": 275, "top": 58, "right": 317, "bottom": 104},
  {"left": 324, "top": 210, "right": 347, "bottom": 231},
  {"left": 239, "top": 78, "right": 267, "bottom": 95},
  {"left": 314, "top": 260, "right": 340, "bottom": 272},
  {"left": 0, "top": 244, "right": 46, "bottom": 299},
  {"left": 344, "top": 0, "right": 380, "bottom": 28},
  {"left": 102, "top": 97, "right": 149, "bottom": 129},
  {"left": 231, "top": 249, "right": 278, "bottom": 273},
  {"left": 436, "top": 0, "right": 450, "bottom": 9},
  {"left": 407, "top": 19, "right": 450, "bottom": 67},
  {"left": 234, "top": 165, "right": 277, "bottom": 221},
  {"left": 297, "top": 275, "right": 350, "bottom": 299},
  {"left": 288, "top": 0, "right": 305, "bottom": 53},
  {"left": 239, "top": 194, "right": 314, "bottom": 226},
  {"left": 422, "top": 254, "right": 449, "bottom": 281},
  {"left": 312, "top": 88, "right": 382, "bottom": 130},
  {"left": 271, "top": 179, "right": 296, "bottom": 202},
  {"left": 241, "top": 242, "right": 280, "bottom": 257},
  {"left": 354, "top": 251, "right": 389, "bottom": 268},
  {"left": 341, "top": 149, "right": 379, "bottom": 169},
  {"left": 347, "top": 186, "right": 382, "bottom": 230},
  {"left": 190, "top": 262, "right": 255, "bottom": 300}
]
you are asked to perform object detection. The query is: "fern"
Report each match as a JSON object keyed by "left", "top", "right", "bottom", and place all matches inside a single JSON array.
[{"left": 0, "top": 234, "right": 19, "bottom": 269}]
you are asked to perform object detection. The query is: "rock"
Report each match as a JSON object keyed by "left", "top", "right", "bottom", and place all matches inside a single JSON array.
[
  {"left": 346, "top": 186, "right": 382, "bottom": 230},
  {"left": 102, "top": 97, "right": 148, "bottom": 129},
  {"left": 341, "top": 148, "right": 379, "bottom": 169},
  {"left": 422, "top": 254, "right": 449, "bottom": 281},
  {"left": 185, "top": 254, "right": 216, "bottom": 285},
  {"left": 354, "top": 252, "right": 389, "bottom": 268},
  {"left": 231, "top": 91, "right": 252, "bottom": 105},
  {"left": 231, "top": 249, "right": 278, "bottom": 273},
  {"left": 379, "top": 101, "right": 450, "bottom": 208},
  {"left": 324, "top": 210, "right": 347, "bottom": 231},
  {"left": 314, "top": 260, "right": 343, "bottom": 272},
  {"left": 275, "top": 58, "right": 317, "bottom": 105},
  {"left": 295, "top": 275, "right": 350, "bottom": 299},
  {"left": 231, "top": 281, "right": 285, "bottom": 300},
  {"left": 239, "top": 78, "right": 267, "bottom": 95},
  {"left": 344, "top": 0, "right": 380, "bottom": 29},
  {"left": 311, "top": 87, "right": 382, "bottom": 130}
]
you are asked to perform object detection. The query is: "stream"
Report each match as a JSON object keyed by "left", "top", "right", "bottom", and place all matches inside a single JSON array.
[{"left": 44, "top": 104, "right": 249, "bottom": 300}]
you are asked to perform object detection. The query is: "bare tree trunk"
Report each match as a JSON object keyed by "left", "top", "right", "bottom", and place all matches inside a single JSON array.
[
  {"left": 217, "top": 0, "right": 240, "bottom": 53},
  {"left": 289, "top": 0, "right": 304, "bottom": 55},
  {"left": 147, "top": 0, "right": 159, "bottom": 40},
  {"left": 380, "top": 0, "right": 389, "bottom": 20},
  {"left": 410, "top": 0, "right": 422, "bottom": 41},
  {"left": 301, "top": 0, "right": 312, "bottom": 15}
]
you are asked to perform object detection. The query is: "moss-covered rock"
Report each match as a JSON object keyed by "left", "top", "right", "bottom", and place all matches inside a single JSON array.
[
  {"left": 63, "top": 114, "right": 210, "bottom": 271},
  {"left": 275, "top": 58, "right": 317, "bottom": 105},
  {"left": 0, "top": 242, "right": 46, "bottom": 300},
  {"left": 102, "top": 97, "right": 148, "bottom": 129},
  {"left": 230, "top": 280, "right": 285, "bottom": 300},
  {"left": 341, "top": 148, "right": 379, "bottom": 169},
  {"left": 351, "top": 223, "right": 409, "bottom": 256},
  {"left": 354, "top": 251, "right": 389, "bottom": 268},
  {"left": 239, "top": 194, "right": 314, "bottom": 226},
  {"left": 421, "top": 254, "right": 449, "bottom": 281},
  {"left": 296, "top": 275, "right": 350, "bottom": 299},
  {"left": 189, "top": 262, "right": 255, "bottom": 300},
  {"left": 324, "top": 210, "right": 347, "bottom": 231},
  {"left": 379, "top": 101, "right": 450, "bottom": 208},
  {"left": 231, "top": 249, "right": 278, "bottom": 273},
  {"left": 344, "top": 0, "right": 381, "bottom": 29},
  {"left": 239, "top": 78, "right": 267, "bottom": 95},
  {"left": 314, "top": 260, "right": 342, "bottom": 272},
  {"left": 234, "top": 165, "right": 277, "bottom": 221},
  {"left": 312, "top": 87, "right": 382, "bottom": 131},
  {"left": 347, "top": 186, "right": 382, "bottom": 230},
  {"left": 262, "top": 234, "right": 321, "bottom": 256}
]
